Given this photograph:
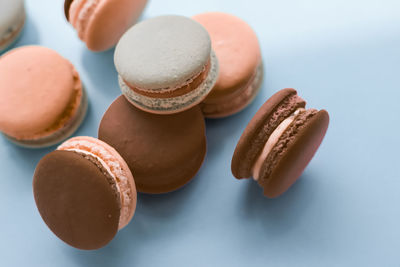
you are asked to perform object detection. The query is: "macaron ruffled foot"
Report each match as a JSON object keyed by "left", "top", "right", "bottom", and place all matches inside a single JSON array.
[
  {"left": 33, "top": 137, "right": 137, "bottom": 250},
  {"left": 193, "top": 12, "right": 263, "bottom": 118},
  {"left": 114, "top": 15, "right": 219, "bottom": 114},
  {"left": 65, "top": 0, "right": 148, "bottom": 51},
  {"left": 231, "top": 88, "right": 329, "bottom": 198},
  {"left": 0, "top": 46, "right": 87, "bottom": 148}
]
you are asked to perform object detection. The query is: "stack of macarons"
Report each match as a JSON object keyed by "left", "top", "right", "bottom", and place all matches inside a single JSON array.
[{"left": 0, "top": 0, "right": 330, "bottom": 251}]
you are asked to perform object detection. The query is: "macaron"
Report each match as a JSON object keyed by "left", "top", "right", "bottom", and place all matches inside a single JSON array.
[
  {"left": 193, "top": 12, "right": 263, "bottom": 118},
  {"left": 33, "top": 136, "right": 137, "bottom": 250},
  {"left": 99, "top": 95, "right": 206, "bottom": 194},
  {"left": 64, "top": 0, "right": 148, "bottom": 51},
  {"left": 231, "top": 88, "right": 329, "bottom": 198},
  {"left": 114, "top": 15, "right": 219, "bottom": 114},
  {"left": 0, "top": 46, "right": 87, "bottom": 148},
  {"left": 0, "top": 0, "right": 25, "bottom": 52}
]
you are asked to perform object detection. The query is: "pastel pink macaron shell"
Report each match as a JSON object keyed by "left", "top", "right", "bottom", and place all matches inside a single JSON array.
[
  {"left": 193, "top": 12, "right": 261, "bottom": 100},
  {"left": 70, "top": 0, "right": 148, "bottom": 51},
  {"left": 0, "top": 46, "right": 79, "bottom": 139}
]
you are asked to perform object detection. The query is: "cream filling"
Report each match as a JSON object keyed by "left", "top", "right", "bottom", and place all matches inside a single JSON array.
[
  {"left": 119, "top": 51, "right": 219, "bottom": 114},
  {"left": 252, "top": 108, "right": 305, "bottom": 181},
  {"left": 58, "top": 140, "right": 132, "bottom": 230},
  {"left": 128, "top": 63, "right": 209, "bottom": 94}
]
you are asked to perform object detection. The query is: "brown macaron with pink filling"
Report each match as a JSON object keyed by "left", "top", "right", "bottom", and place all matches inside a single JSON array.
[
  {"left": 33, "top": 136, "right": 137, "bottom": 250},
  {"left": 231, "top": 88, "right": 329, "bottom": 198}
]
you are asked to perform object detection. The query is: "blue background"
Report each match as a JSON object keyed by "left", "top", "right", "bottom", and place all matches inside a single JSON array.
[{"left": 1, "top": 0, "right": 400, "bottom": 266}]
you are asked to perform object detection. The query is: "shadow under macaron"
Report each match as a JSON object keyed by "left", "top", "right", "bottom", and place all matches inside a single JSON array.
[
  {"left": 134, "top": 162, "right": 206, "bottom": 217},
  {"left": 238, "top": 170, "right": 317, "bottom": 238},
  {"left": 63, "top": 161, "right": 207, "bottom": 265},
  {"left": 80, "top": 48, "right": 120, "bottom": 100},
  {"left": 1, "top": 135, "right": 54, "bottom": 169},
  {"left": 205, "top": 81, "right": 268, "bottom": 163}
]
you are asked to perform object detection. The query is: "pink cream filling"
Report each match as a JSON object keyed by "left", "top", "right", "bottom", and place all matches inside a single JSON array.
[
  {"left": 252, "top": 108, "right": 305, "bottom": 181},
  {"left": 58, "top": 137, "right": 135, "bottom": 230}
]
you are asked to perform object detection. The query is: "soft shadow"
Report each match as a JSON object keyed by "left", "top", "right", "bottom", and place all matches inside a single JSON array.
[
  {"left": 205, "top": 105, "right": 256, "bottom": 163},
  {"left": 65, "top": 241, "right": 132, "bottom": 267},
  {"left": 122, "top": 164, "right": 207, "bottom": 242},
  {"left": 239, "top": 171, "right": 316, "bottom": 238},
  {"left": 205, "top": 79, "right": 268, "bottom": 161},
  {"left": 72, "top": 98, "right": 97, "bottom": 137},
  {"left": 81, "top": 48, "right": 120, "bottom": 100},
  {"left": 136, "top": 168, "right": 204, "bottom": 218},
  {"left": 1, "top": 136, "right": 53, "bottom": 170},
  {"left": 66, "top": 162, "right": 206, "bottom": 267},
  {"left": 137, "top": 9, "right": 150, "bottom": 23}
]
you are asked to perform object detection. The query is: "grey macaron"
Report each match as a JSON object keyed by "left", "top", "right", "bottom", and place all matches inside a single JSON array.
[
  {"left": 0, "top": 0, "right": 25, "bottom": 52},
  {"left": 114, "top": 15, "right": 219, "bottom": 114}
]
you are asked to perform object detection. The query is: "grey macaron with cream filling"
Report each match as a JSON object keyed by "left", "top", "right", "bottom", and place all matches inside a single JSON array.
[{"left": 114, "top": 15, "right": 219, "bottom": 114}]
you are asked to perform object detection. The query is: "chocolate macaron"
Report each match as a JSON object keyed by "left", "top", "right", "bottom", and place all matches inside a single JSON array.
[
  {"left": 114, "top": 15, "right": 219, "bottom": 114},
  {"left": 231, "top": 88, "right": 329, "bottom": 198},
  {"left": 33, "top": 137, "right": 137, "bottom": 250},
  {"left": 99, "top": 95, "right": 206, "bottom": 194}
]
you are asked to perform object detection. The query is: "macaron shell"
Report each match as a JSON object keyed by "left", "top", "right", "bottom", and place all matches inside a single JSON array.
[
  {"left": 0, "top": 46, "right": 82, "bottom": 140},
  {"left": 118, "top": 50, "right": 219, "bottom": 114},
  {"left": 64, "top": 0, "right": 74, "bottom": 20},
  {"left": 114, "top": 15, "right": 211, "bottom": 90},
  {"left": 201, "top": 63, "right": 263, "bottom": 118},
  {"left": 99, "top": 96, "right": 207, "bottom": 194},
  {"left": 33, "top": 150, "right": 120, "bottom": 250},
  {"left": 262, "top": 110, "right": 329, "bottom": 198},
  {"left": 231, "top": 88, "right": 305, "bottom": 178},
  {"left": 3, "top": 86, "right": 88, "bottom": 148},
  {"left": 193, "top": 12, "right": 261, "bottom": 99},
  {"left": 58, "top": 136, "right": 137, "bottom": 229},
  {"left": 83, "top": 0, "right": 148, "bottom": 51}
]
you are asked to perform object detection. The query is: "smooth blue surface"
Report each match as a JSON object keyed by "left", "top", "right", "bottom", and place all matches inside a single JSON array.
[{"left": 1, "top": 0, "right": 400, "bottom": 266}]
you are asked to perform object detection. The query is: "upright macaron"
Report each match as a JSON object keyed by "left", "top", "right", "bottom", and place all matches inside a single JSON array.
[
  {"left": 0, "top": 46, "right": 87, "bottom": 148},
  {"left": 99, "top": 95, "right": 207, "bottom": 193},
  {"left": 0, "top": 0, "right": 25, "bottom": 52},
  {"left": 33, "top": 136, "right": 137, "bottom": 250},
  {"left": 193, "top": 12, "right": 263, "bottom": 118},
  {"left": 231, "top": 88, "right": 329, "bottom": 198},
  {"left": 114, "top": 15, "right": 219, "bottom": 114},
  {"left": 64, "top": 0, "right": 148, "bottom": 51}
]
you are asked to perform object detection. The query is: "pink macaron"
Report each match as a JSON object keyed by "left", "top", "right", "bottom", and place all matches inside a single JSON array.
[
  {"left": 0, "top": 46, "right": 87, "bottom": 148},
  {"left": 65, "top": 0, "right": 148, "bottom": 51},
  {"left": 193, "top": 12, "right": 263, "bottom": 118}
]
